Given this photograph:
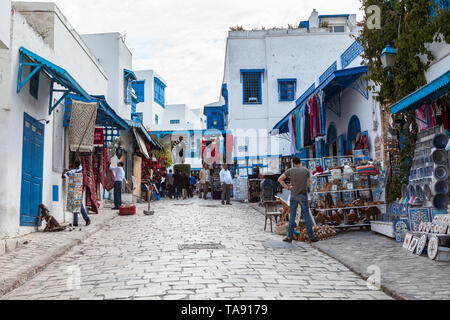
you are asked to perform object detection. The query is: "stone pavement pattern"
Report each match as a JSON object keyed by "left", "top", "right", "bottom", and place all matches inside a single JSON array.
[
  {"left": 312, "top": 230, "right": 450, "bottom": 300},
  {"left": 1, "top": 199, "right": 391, "bottom": 300},
  {"left": 0, "top": 207, "right": 117, "bottom": 296}
]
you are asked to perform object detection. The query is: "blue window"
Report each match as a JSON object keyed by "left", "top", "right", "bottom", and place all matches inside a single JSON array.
[
  {"left": 29, "top": 67, "right": 39, "bottom": 99},
  {"left": 132, "top": 80, "right": 145, "bottom": 102},
  {"left": 241, "top": 69, "right": 263, "bottom": 104},
  {"left": 155, "top": 114, "right": 159, "bottom": 125},
  {"left": 170, "top": 120, "right": 180, "bottom": 124},
  {"left": 154, "top": 77, "right": 166, "bottom": 107},
  {"left": 430, "top": 0, "right": 449, "bottom": 18},
  {"left": 278, "top": 79, "right": 296, "bottom": 101}
]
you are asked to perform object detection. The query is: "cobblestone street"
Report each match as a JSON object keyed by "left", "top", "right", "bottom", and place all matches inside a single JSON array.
[{"left": 1, "top": 199, "right": 390, "bottom": 300}]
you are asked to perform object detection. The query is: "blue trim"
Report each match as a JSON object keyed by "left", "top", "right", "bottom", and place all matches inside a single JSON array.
[
  {"left": 124, "top": 69, "right": 137, "bottom": 81},
  {"left": 341, "top": 41, "right": 364, "bottom": 69},
  {"left": 299, "top": 20, "right": 309, "bottom": 29},
  {"left": 347, "top": 115, "right": 361, "bottom": 142},
  {"left": 296, "top": 83, "right": 316, "bottom": 106},
  {"left": 391, "top": 71, "right": 450, "bottom": 114},
  {"left": 272, "top": 66, "right": 368, "bottom": 134},
  {"left": 233, "top": 154, "right": 282, "bottom": 160},
  {"left": 154, "top": 77, "right": 166, "bottom": 107},
  {"left": 132, "top": 80, "right": 145, "bottom": 102},
  {"left": 278, "top": 79, "right": 297, "bottom": 102},
  {"left": 319, "top": 61, "right": 338, "bottom": 83},
  {"left": 52, "top": 185, "right": 59, "bottom": 202},
  {"left": 17, "top": 47, "right": 91, "bottom": 114},
  {"left": 170, "top": 120, "right": 180, "bottom": 124}
]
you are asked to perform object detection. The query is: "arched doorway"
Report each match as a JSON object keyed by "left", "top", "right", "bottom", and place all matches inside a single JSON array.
[
  {"left": 326, "top": 123, "right": 337, "bottom": 157},
  {"left": 347, "top": 115, "right": 361, "bottom": 152}
]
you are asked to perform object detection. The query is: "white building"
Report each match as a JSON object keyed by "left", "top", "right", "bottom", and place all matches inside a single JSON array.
[
  {"left": 133, "top": 69, "right": 167, "bottom": 130},
  {"left": 81, "top": 32, "right": 134, "bottom": 121},
  {"left": 148, "top": 104, "right": 206, "bottom": 171},
  {"left": 0, "top": 2, "right": 109, "bottom": 238},
  {"left": 205, "top": 10, "right": 363, "bottom": 175},
  {"left": 0, "top": 0, "right": 11, "bottom": 49}
]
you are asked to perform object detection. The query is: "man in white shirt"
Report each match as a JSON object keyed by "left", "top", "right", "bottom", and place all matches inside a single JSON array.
[
  {"left": 110, "top": 162, "right": 129, "bottom": 209},
  {"left": 220, "top": 164, "right": 233, "bottom": 205}
]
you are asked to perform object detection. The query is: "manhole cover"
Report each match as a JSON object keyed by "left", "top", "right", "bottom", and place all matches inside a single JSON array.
[
  {"left": 178, "top": 243, "right": 225, "bottom": 250},
  {"left": 263, "top": 240, "right": 305, "bottom": 251}
]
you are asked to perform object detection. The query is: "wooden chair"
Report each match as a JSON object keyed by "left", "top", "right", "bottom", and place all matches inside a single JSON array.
[{"left": 264, "top": 200, "right": 282, "bottom": 232}]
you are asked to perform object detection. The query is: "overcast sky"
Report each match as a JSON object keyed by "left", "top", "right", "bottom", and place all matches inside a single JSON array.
[{"left": 25, "top": 0, "right": 364, "bottom": 109}]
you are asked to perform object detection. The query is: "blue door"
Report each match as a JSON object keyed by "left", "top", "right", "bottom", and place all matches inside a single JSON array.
[{"left": 20, "top": 113, "right": 45, "bottom": 226}]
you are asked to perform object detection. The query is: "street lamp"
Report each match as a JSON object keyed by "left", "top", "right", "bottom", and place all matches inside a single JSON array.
[{"left": 380, "top": 45, "right": 397, "bottom": 80}]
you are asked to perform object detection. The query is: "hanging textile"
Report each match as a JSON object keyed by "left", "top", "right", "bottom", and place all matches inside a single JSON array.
[
  {"left": 428, "top": 103, "right": 436, "bottom": 128},
  {"left": 68, "top": 101, "right": 98, "bottom": 153},
  {"left": 298, "top": 106, "right": 303, "bottom": 150},
  {"left": 80, "top": 155, "right": 99, "bottom": 214},
  {"left": 415, "top": 104, "right": 428, "bottom": 132},
  {"left": 296, "top": 108, "right": 302, "bottom": 151},
  {"left": 288, "top": 114, "right": 297, "bottom": 155},
  {"left": 66, "top": 172, "right": 83, "bottom": 213},
  {"left": 317, "top": 91, "right": 326, "bottom": 136},
  {"left": 312, "top": 95, "right": 321, "bottom": 138},
  {"left": 292, "top": 112, "right": 297, "bottom": 148},
  {"left": 304, "top": 103, "right": 312, "bottom": 147},
  {"left": 441, "top": 98, "right": 450, "bottom": 130}
]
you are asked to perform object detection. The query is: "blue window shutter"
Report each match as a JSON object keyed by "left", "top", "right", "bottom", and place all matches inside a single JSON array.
[{"left": 52, "top": 185, "right": 59, "bottom": 202}]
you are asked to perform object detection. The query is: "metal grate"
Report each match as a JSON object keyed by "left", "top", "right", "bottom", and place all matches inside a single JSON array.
[
  {"left": 242, "top": 71, "right": 262, "bottom": 104},
  {"left": 178, "top": 243, "right": 225, "bottom": 250},
  {"left": 278, "top": 79, "right": 296, "bottom": 101}
]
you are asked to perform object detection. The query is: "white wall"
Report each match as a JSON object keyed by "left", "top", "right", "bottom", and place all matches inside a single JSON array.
[
  {"left": 0, "top": 5, "right": 108, "bottom": 238},
  {"left": 0, "top": 0, "right": 11, "bottom": 49},
  {"left": 81, "top": 32, "right": 133, "bottom": 120},
  {"left": 225, "top": 28, "right": 358, "bottom": 158}
]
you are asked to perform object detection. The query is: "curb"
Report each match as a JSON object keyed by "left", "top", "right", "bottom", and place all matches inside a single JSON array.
[
  {"left": 310, "top": 243, "right": 406, "bottom": 300},
  {"left": 0, "top": 213, "right": 118, "bottom": 298}
]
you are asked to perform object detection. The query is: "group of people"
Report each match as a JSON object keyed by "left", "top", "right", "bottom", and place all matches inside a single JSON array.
[{"left": 165, "top": 169, "right": 197, "bottom": 200}]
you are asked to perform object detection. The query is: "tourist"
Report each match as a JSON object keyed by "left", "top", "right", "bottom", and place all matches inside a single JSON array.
[
  {"left": 167, "top": 169, "right": 174, "bottom": 199},
  {"left": 220, "top": 164, "right": 233, "bottom": 205},
  {"left": 189, "top": 172, "right": 195, "bottom": 198},
  {"left": 110, "top": 162, "right": 129, "bottom": 210},
  {"left": 199, "top": 164, "right": 210, "bottom": 199},
  {"left": 278, "top": 157, "right": 317, "bottom": 243},
  {"left": 182, "top": 172, "right": 189, "bottom": 199},
  {"left": 62, "top": 158, "right": 90, "bottom": 227},
  {"left": 173, "top": 169, "right": 182, "bottom": 200}
]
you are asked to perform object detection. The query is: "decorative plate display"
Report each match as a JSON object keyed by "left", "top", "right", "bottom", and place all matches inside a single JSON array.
[
  {"left": 408, "top": 237, "right": 419, "bottom": 253},
  {"left": 393, "top": 219, "right": 410, "bottom": 242},
  {"left": 438, "top": 224, "right": 448, "bottom": 235},
  {"left": 427, "top": 236, "right": 439, "bottom": 260},
  {"left": 403, "top": 233, "right": 413, "bottom": 249},
  {"left": 433, "top": 224, "right": 440, "bottom": 234},
  {"left": 408, "top": 208, "right": 430, "bottom": 232},
  {"left": 418, "top": 222, "right": 425, "bottom": 232},
  {"left": 415, "top": 234, "right": 428, "bottom": 256}
]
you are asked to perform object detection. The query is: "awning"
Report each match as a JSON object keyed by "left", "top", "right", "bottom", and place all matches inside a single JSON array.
[
  {"left": 125, "top": 120, "right": 162, "bottom": 151},
  {"left": 64, "top": 94, "right": 128, "bottom": 130},
  {"left": 17, "top": 47, "right": 91, "bottom": 115},
  {"left": 391, "top": 71, "right": 450, "bottom": 114},
  {"left": 133, "top": 128, "right": 150, "bottom": 159},
  {"left": 272, "top": 66, "right": 368, "bottom": 134},
  {"left": 124, "top": 69, "right": 137, "bottom": 81}
]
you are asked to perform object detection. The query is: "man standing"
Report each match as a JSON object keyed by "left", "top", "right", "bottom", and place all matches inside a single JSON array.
[
  {"left": 167, "top": 169, "right": 174, "bottom": 199},
  {"left": 110, "top": 162, "right": 129, "bottom": 210},
  {"left": 220, "top": 164, "right": 233, "bottom": 205},
  {"left": 199, "top": 164, "right": 210, "bottom": 199},
  {"left": 278, "top": 157, "right": 317, "bottom": 243},
  {"left": 62, "top": 159, "right": 90, "bottom": 227}
]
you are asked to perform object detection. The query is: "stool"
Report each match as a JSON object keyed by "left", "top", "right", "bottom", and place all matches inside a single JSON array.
[{"left": 264, "top": 201, "right": 282, "bottom": 232}]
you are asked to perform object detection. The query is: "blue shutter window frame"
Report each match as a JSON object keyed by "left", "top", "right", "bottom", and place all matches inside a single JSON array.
[
  {"left": 241, "top": 69, "right": 264, "bottom": 105},
  {"left": 132, "top": 80, "right": 145, "bottom": 102},
  {"left": 278, "top": 79, "right": 297, "bottom": 102},
  {"left": 154, "top": 77, "right": 166, "bottom": 107},
  {"left": 155, "top": 114, "right": 159, "bottom": 125},
  {"left": 170, "top": 120, "right": 180, "bottom": 124}
]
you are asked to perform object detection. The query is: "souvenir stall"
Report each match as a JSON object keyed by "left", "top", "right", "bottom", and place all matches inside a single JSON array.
[
  {"left": 64, "top": 94, "right": 128, "bottom": 213},
  {"left": 388, "top": 71, "right": 450, "bottom": 261}
]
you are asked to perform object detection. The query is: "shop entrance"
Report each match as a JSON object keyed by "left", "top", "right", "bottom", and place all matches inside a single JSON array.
[{"left": 20, "top": 113, "right": 45, "bottom": 226}]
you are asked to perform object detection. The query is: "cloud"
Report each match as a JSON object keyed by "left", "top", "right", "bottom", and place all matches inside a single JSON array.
[{"left": 23, "top": 0, "right": 363, "bottom": 109}]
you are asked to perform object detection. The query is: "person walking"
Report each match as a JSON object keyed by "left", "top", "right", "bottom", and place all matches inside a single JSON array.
[
  {"left": 182, "top": 172, "right": 189, "bottom": 199},
  {"left": 62, "top": 158, "right": 91, "bottom": 227},
  {"left": 110, "top": 162, "right": 129, "bottom": 210},
  {"left": 278, "top": 156, "right": 317, "bottom": 243},
  {"left": 189, "top": 173, "right": 195, "bottom": 198},
  {"left": 199, "top": 164, "right": 210, "bottom": 199},
  {"left": 167, "top": 169, "right": 174, "bottom": 199},
  {"left": 220, "top": 164, "right": 233, "bottom": 205}
]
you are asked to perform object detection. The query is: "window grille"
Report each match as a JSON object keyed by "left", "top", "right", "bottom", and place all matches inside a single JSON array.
[{"left": 241, "top": 70, "right": 263, "bottom": 104}]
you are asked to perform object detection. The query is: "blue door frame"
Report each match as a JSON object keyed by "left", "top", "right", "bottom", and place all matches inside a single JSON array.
[{"left": 20, "top": 113, "right": 45, "bottom": 226}]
